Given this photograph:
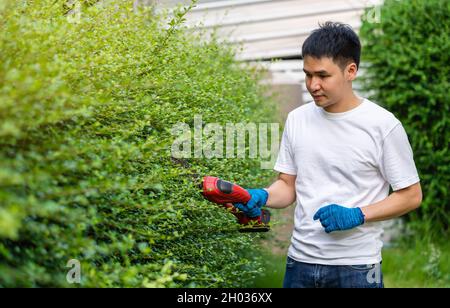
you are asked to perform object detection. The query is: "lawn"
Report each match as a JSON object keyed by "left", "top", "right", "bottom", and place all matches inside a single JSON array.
[{"left": 251, "top": 241, "right": 450, "bottom": 288}]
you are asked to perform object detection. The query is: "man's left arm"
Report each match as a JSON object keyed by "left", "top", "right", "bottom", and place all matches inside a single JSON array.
[
  {"left": 314, "top": 123, "right": 422, "bottom": 233},
  {"left": 362, "top": 123, "right": 423, "bottom": 222},
  {"left": 314, "top": 182, "right": 422, "bottom": 233},
  {"left": 360, "top": 182, "right": 422, "bottom": 222}
]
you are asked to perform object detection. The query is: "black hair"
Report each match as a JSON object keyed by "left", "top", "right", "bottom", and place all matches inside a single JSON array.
[{"left": 302, "top": 21, "right": 361, "bottom": 70}]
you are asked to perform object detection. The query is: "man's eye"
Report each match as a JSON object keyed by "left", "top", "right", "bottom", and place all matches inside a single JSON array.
[{"left": 319, "top": 75, "right": 330, "bottom": 78}]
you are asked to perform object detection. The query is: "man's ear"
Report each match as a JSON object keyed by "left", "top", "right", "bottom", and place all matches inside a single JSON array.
[{"left": 346, "top": 63, "right": 358, "bottom": 81}]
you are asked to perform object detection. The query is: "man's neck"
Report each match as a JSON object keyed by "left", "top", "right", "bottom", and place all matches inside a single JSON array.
[{"left": 324, "top": 93, "right": 362, "bottom": 113}]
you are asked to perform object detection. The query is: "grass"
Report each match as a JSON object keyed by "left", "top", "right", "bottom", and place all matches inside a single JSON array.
[
  {"left": 381, "top": 240, "right": 450, "bottom": 288},
  {"left": 251, "top": 251, "right": 287, "bottom": 288},
  {"left": 251, "top": 240, "right": 450, "bottom": 288}
]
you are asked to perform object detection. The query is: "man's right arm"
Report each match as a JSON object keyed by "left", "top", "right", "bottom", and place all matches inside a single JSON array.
[{"left": 265, "top": 173, "right": 296, "bottom": 209}]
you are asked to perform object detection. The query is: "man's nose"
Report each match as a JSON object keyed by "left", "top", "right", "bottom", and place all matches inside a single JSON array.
[{"left": 309, "top": 77, "right": 321, "bottom": 92}]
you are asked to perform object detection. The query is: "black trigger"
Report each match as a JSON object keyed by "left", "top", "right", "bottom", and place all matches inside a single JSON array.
[{"left": 217, "top": 180, "right": 233, "bottom": 194}]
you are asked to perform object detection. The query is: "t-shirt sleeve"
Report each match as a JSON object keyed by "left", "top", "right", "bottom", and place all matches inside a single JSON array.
[
  {"left": 379, "top": 123, "right": 420, "bottom": 191},
  {"left": 274, "top": 116, "right": 297, "bottom": 175}
]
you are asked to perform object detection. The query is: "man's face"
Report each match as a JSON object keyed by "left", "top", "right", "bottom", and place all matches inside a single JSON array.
[{"left": 303, "top": 56, "right": 356, "bottom": 108}]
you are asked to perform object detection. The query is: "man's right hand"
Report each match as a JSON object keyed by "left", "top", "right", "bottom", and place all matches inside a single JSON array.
[{"left": 234, "top": 188, "right": 268, "bottom": 218}]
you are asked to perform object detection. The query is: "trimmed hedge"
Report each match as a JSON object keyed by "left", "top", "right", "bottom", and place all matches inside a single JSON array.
[
  {"left": 359, "top": 0, "right": 449, "bottom": 236},
  {"left": 0, "top": 0, "right": 277, "bottom": 287}
]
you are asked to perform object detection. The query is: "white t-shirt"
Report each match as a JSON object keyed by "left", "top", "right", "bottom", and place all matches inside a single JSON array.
[{"left": 274, "top": 98, "right": 420, "bottom": 265}]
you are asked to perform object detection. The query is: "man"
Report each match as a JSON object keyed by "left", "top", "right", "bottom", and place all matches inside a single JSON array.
[{"left": 234, "top": 22, "right": 422, "bottom": 288}]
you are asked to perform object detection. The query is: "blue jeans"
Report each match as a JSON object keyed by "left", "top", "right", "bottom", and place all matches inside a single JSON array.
[{"left": 283, "top": 256, "right": 384, "bottom": 288}]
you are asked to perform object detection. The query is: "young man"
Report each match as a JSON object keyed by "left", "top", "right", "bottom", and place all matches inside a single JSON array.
[{"left": 234, "top": 22, "right": 422, "bottom": 288}]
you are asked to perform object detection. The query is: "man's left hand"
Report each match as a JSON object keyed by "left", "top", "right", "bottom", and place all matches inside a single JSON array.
[{"left": 313, "top": 204, "right": 365, "bottom": 233}]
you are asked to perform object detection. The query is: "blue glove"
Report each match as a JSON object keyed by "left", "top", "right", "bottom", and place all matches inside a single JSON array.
[
  {"left": 313, "top": 204, "right": 365, "bottom": 233},
  {"left": 234, "top": 189, "right": 268, "bottom": 218}
]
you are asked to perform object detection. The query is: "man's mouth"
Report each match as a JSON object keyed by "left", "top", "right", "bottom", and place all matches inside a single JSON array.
[{"left": 313, "top": 95, "right": 326, "bottom": 99}]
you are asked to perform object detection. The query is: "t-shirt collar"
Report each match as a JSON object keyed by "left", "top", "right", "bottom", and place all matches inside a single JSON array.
[{"left": 316, "top": 97, "right": 366, "bottom": 120}]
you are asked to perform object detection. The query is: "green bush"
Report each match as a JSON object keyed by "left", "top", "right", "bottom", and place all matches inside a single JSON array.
[
  {"left": 0, "top": 0, "right": 277, "bottom": 287},
  {"left": 359, "top": 0, "right": 449, "bottom": 237}
]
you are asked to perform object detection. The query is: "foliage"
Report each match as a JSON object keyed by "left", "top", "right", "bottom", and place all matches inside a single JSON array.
[
  {"left": 0, "top": 0, "right": 277, "bottom": 287},
  {"left": 359, "top": 0, "right": 449, "bottom": 237}
]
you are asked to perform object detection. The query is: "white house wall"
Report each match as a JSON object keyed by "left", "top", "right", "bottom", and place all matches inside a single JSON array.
[{"left": 158, "top": 0, "right": 382, "bottom": 104}]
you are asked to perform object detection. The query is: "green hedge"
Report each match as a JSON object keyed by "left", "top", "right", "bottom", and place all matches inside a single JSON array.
[
  {"left": 0, "top": 0, "right": 277, "bottom": 287},
  {"left": 359, "top": 0, "right": 449, "bottom": 236}
]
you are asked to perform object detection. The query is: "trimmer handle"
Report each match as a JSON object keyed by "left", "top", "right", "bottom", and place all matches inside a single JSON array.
[{"left": 201, "top": 176, "right": 270, "bottom": 232}]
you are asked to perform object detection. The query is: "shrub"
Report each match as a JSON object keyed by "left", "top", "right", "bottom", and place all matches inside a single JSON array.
[
  {"left": 0, "top": 0, "right": 277, "bottom": 287},
  {"left": 359, "top": 0, "right": 449, "bottom": 237}
]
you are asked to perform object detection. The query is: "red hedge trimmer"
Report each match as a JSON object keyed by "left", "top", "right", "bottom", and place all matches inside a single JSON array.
[{"left": 201, "top": 176, "right": 270, "bottom": 232}]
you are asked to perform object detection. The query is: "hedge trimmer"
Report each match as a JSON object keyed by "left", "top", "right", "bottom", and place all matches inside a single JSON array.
[{"left": 200, "top": 176, "right": 270, "bottom": 232}]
